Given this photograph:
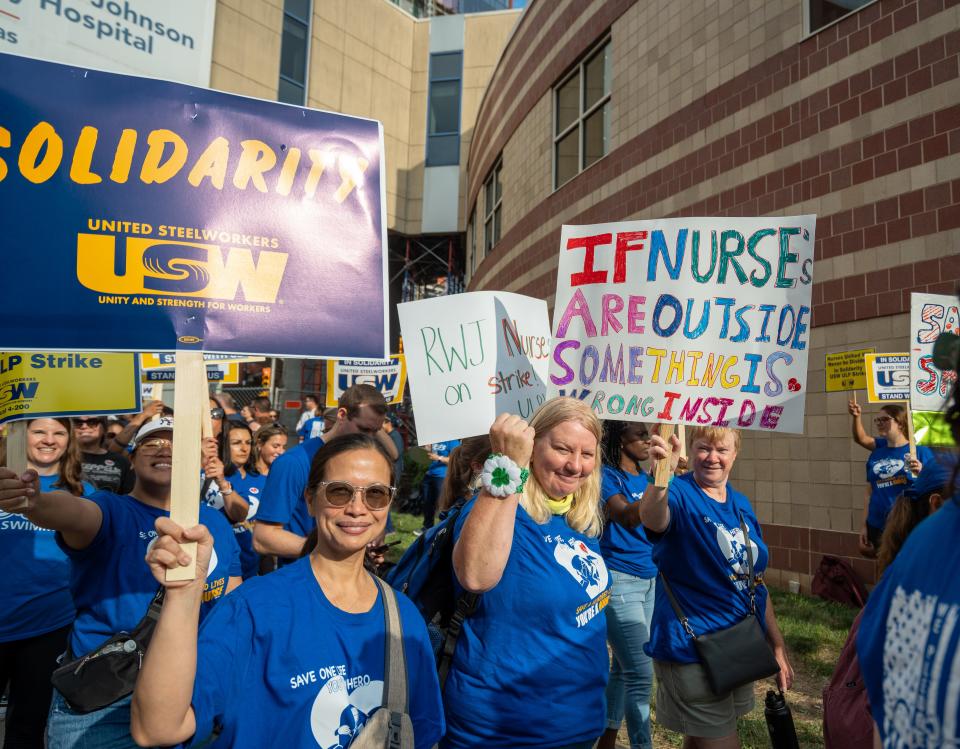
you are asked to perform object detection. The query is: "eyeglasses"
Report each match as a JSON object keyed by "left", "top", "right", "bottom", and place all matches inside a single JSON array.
[
  {"left": 138, "top": 438, "right": 173, "bottom": 454},
  {"left": 73, "top": 419, "right": 103, "bottom": 428},
  {"left": 318, "top": 480, "right": 395, "bottom": 511},
  {"left": 874, "top": 416, "right": 892, "bottom": 426},
  {"left": 210, "top": 408, "right": 225, "bottom": 420}
]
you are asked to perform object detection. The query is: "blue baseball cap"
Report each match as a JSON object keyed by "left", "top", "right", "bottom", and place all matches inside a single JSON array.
[{"left": 908, "top": 451, "right": 958, "bottom": 500}]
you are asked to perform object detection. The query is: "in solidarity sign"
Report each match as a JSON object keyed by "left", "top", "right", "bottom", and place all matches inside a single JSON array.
[
  {"left": 549, "top": 217, "right": 816, "bottom": 433},
  {"left": 0, "top": 52, "right": 387, "bottom": 359}
]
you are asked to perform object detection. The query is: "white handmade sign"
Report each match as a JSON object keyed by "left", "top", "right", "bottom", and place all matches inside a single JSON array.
[
  {"left": 910, "top": 292, "right": 958, "bottom": 411},
  {"left": 549, "top": 217, "right": 816, "bottom": 433},
  {"left": 398, "top": 292, "right": 551, "bottom": 444}
]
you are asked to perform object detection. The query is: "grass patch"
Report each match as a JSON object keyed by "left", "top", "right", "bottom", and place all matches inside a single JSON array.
[{"left": 385, "top": 510, "right": 422, "bottom": 564}]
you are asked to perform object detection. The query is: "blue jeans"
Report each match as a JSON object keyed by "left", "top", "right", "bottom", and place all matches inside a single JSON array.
[
  {"left": 47, "top": 690, "right": 149, "bottom": 749},
  {"left": 605, "top": 570, "right": 656, "bottom": 749}
]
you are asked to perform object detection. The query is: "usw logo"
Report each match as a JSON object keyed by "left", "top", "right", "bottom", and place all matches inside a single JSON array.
[
  {"left": 0, "top": 381, "right": 39, "bottom": 407},
  {"left": 76, "top": 235, "right": 288, "bottom": 302}
]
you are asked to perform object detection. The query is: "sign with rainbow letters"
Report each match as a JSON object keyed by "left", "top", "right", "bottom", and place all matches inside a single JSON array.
[{"left": 549, "top": 217, "right": 816, "bottom": 433}]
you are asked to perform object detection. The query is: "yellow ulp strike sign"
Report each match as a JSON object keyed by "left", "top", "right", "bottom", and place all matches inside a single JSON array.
[
  {"left": 0, "top": 352, "right": 141, "bottom": 425},
  {"left": 825, "top": 348, "right": 875, "bottom": 392}
]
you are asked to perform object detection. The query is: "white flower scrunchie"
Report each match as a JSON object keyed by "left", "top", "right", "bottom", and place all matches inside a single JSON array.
[{"left": 480, "top": 453, "right": 529, "bottom": 498}]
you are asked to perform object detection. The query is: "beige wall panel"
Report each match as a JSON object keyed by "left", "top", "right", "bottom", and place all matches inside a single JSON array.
[
  {"left": 212, "top": 2, "right": 282, "bottom": 94},
  {"left": 210, "top": 63, "right": 276, "bottom": 100}
]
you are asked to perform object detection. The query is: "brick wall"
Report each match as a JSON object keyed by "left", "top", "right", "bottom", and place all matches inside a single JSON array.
[{"left": 467, "top": 0, "right": 960, "bottom": 590}]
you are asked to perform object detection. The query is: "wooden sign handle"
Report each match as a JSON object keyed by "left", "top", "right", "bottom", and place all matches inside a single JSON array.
[
  {"left": 653, "top": 423, "right": 676, "bottom": 488},
  {"left": 5, "top": 421, "right": 30, "bottom": 511},
  {"left": 677, "top": 423, "right": 687, "bottom": 462},
  {"left": 166, "top": 351, "right": 206, "bottom": 582},
  {"left": 6, "top": 420, "right": 27, "bottom": 478},
  {"left": 904, "top": 401, "right": 917, "bottom": 477}
]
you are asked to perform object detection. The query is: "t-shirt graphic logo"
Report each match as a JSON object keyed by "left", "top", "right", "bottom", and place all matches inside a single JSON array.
[
  {"left": 715, "top": 525, "right": 758, "bottom": 577},
  {"left": 873, "top": 457, "right": 904, "bottom": 481},
  {"left": 247, "top": 491, "right": 260, "bottom": 520},
  {"left": 553, "top": 538, "right": 608, "bottom": 599},
  {"left": 310, "top": 674, "right": 384, "bottom": 748}
]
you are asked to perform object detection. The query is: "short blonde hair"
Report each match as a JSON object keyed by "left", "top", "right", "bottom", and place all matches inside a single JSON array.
[
  {"left": 687, "top": 425, "right": 741, "bottom": 452},
  {"left": 522, "top": 397, "right": 604, "bottom": 538}
]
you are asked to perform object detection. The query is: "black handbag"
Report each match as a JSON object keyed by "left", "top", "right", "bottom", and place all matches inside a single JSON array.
[
  {"left": 50, "top": 588, "right": 164, "bottom": 713},
  {"left": 660, "top": 512, "right": 780, "bottom": 695}
]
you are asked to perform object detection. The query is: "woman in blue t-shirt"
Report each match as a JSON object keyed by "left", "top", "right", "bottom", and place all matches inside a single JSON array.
[
  {"left": 0, "top": 418, "right": 94, "bottom": 748},
  {"left": 0, "top": 417, "right": 242, "bottom": 749},
  {"left": 597, "top": 421, "right": 656, "bottom": 749},
  {"left": 640, "top": 425, "right": 794, "bottom": 747},
  {"left": 445, "top": 398, "right": 609, "bottom": 749},
  {"left": 848, "top": 401, "right": 931, "bottom": 556},
  {"left": 204, "top": 421, "right": 268, "bottom": 579},
  {"left": 131, "top": 433, "right": 444, "bottom": 749}
]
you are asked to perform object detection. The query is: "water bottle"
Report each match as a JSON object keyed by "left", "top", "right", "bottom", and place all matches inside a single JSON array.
[{"left": 765, "top": 689, "right": 800, "bottom": 749}]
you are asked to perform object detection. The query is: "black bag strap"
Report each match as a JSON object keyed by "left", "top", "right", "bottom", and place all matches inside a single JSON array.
[
  {"left": 658, "top": 574, "right": 697, "bottom": 640},
  {"left": 437, "top": 592, "right": 480, "bottom": 689}
]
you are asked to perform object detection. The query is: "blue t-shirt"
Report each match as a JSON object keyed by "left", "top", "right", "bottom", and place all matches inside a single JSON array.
[
  {"left": 645, "top": 472, "right": 769, "bottom": 664},
  {"left": 443, "top": 500, "right": 610, "bottom": 748},
  {"left": 298, "top": 416, "right": 325, "bottom": 442},
  {"left": 256, "top": 438, "right": 323, "bottom": 561},
  {"left": 58, "top": 492, "right": 242, "bottom": 655},
  {"left": 203, "top": 469, "right": 266, "bottom": 580},
  {"left": 425, "top": 440, "right": 460, "bottom": 479},
  {"left": 0, "top": 475, "right": 94, "bottom": 642},
  {"left": 599, "top": 465, "right": 657, "bottom": 579},
  {"left": 858, "top": 497, "right": 960, "bottom": 747},
  {"left": 866, "top": 438, "right": 935, "bottom": 529},
  {"left": 188, "top": 556, "right": 444, "bottom": 749}
]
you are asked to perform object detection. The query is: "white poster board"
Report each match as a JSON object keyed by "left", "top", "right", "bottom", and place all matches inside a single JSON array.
[
  {"left": 910, "top": 293, "right": 959, "bottom": 411},
  {"left": 549, "top": 217, "right": 816, "bottom": 433},
  {"left": 398, "top": 292, "right": 551, "bottom": 444},
  {"left": 0, "top": 0, "right": 216, "bottom": 86}
]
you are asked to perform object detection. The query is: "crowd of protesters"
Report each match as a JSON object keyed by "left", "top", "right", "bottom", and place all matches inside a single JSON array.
[{"left": 0, "top": 323, "right": 957, "bottom": 749}]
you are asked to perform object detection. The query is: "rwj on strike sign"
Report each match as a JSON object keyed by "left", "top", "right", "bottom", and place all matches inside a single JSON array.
[{"left": 549, "top": 217, "right": 815, "bottom": 433}]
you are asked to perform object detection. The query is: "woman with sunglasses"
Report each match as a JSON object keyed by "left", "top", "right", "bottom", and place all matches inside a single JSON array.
[
  {"left": 73, "top": 416, "right": 136, "bottom": 494},
  {"left": 131, "top": 434, "right": 444, "bottom": 748},
  {"left": 848, "top": 401, "right": 934, "bottom": 557},
  {"left": 0, "top": 418, "right": 94, "bottom": 748},
  {"left": 596, "top": 422, "right": 657, "bottom": 749},
  {"left": 0, "top": 417, "right": 242, "bottom": 749}
]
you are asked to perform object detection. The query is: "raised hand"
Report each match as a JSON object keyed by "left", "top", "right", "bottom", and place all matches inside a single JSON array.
[
  {"left": 489, "top": 413, "right": 535, "bottom": 469},
  {"left": 145, "top": 516, "right": 213, "bottom": 588}
]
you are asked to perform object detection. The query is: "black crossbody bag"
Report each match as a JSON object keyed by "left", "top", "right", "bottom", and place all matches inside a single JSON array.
[
  {"left": 50, "top": 588, "right": 164, "bottom": 713},
  {"left": 660, "top": 512, "right": 780, "bottom": 695}
]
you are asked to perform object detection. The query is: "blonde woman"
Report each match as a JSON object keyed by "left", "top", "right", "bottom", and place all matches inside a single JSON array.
[{"left": 444, "top": 397, "right": 609, "bottom": 749}]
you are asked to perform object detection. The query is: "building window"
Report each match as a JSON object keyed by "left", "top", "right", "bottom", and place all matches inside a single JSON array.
[
  {"left": 483, "top": 160, "right": 502, "bottom": 254},
  {"left": 427, "top": 52, "right": 463, "bottom": 166},
  {"left": 468, "top": 209, "right": 477, "bottom": 278},
  {"left": 553, "top": 39, "right": 610, "bottom": 189},
  {"left": 278, "top": 0, "right": 310, "bottom": 105},
  {"left": 807, "top": 0, "right": 874, "bottom": 34}
]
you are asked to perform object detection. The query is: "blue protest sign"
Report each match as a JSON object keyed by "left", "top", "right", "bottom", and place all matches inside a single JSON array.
[{"left": 0, "top": 53, "right": 388, "bottom": 359}]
